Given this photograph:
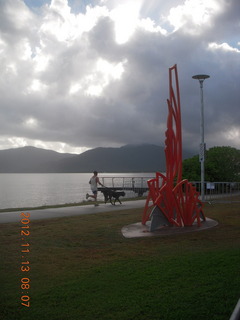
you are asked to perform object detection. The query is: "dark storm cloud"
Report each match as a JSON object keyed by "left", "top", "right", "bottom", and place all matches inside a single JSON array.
[{"left": 0, "top": 0, "right": 239, "bottom": 153}]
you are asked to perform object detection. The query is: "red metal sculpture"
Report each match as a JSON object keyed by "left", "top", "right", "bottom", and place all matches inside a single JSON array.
[{"left": 142, "top": 65, "right": 205, "bottom": 231}]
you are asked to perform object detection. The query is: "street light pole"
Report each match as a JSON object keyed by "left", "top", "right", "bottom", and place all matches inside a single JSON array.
[{"left": 192, "top": 74, "right": 210, "bottom": 201}]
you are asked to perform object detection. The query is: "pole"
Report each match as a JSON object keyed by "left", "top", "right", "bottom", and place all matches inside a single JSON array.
[
  {"left": 199, "top": 80, "right": 205, "bottom": 201},
  {"left": 192, "top": 74, "right": 210, "bottom": 202}
]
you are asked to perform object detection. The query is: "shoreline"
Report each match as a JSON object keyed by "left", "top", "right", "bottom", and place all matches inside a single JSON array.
[{"left": 0, "top": 197, "right": 146, "bottom": 213}]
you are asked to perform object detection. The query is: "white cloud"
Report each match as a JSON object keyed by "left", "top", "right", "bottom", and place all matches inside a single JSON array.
[
  {"left": 33, "top": 46, "right": 51, "bottom": 72},
  {"left": 109, "top": 2, "right": 142, "bottom": 44},
  {"left": 41, "top": 1, "right": 109, "bottom": 42},
  {"left": 95, "top": 58, "right": 126, "bottom": 81},
  {"left": 7, "top": 137, "right": 29, "bottom": 148},
  {"left": 0, "top": 37, "right": 5, "bottom": 54},
  {"left": 208, "top": 42, "right": 240, "bottom": 53},
  {"left": 1, "top": 136, "right": 89, "bottom": 154},
  {"left": 5, "top": 63, "right": 17, "bottom": 76},
  {"left": 82, "top": 58, "right": 126, "bottom": 96},
  {"left": 225, "top": 127, "right": 240, "bottom": 141},
  {"left": 167, "top": 0, "right": 224, "bottom": 34},
  {"left": 69, "top": 82, "right": 82, "bottom": 95},
  {"left": 24, "top": 117, "right": 39, "bottom": 128},
  {"left": 20, "top": 38, "right": 33, "bottom": 60},
  {"left": 26, "top": 79, "right": 48, "bottom": 93},
  {"left": 139, "top": 17, "right": 167, "bottom": 35}
]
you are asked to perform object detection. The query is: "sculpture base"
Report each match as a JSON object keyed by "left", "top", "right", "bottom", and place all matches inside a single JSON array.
[{"left": 121, "top": 218, "right": 218, "bottom": 239}]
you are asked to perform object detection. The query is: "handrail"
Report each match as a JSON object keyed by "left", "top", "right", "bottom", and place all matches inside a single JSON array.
[{"left": 99, "top": 177, "right": 240, "bottom": 201}]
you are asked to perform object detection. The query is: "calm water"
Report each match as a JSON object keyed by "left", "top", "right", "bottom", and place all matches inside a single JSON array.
[{"left": 0, "top": 173, "right": 155, "bottom": 209}]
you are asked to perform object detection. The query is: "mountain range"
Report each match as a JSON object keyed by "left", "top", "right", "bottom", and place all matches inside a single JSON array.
[{"left": 0, "top": 144, "right": 193, "bottom": 173}]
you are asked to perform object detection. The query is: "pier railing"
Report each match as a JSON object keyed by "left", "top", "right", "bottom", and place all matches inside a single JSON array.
[
  {"left": 192, "top": 181, "right": 240, "bottom": 202},
  {"left": 99, "top": 176, "right": 153, "bottom": 197},
  {"left": 99, "top": 176, "right": 240, "bottom": 201}
]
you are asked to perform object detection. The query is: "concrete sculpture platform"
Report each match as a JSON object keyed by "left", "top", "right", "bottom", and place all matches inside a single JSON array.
[{"left": 121, "top": 218, "right": 218, "bottom": 238}]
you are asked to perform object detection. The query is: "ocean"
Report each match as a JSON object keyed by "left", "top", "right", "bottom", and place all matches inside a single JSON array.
[{"left": 0, "top": 173, "right": 155, "bottom": 210}]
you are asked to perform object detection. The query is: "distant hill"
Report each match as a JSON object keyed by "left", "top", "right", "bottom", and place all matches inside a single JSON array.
[
  {"left": 0, "top": 144, "right": 193, "bottom": 173},
  {"left": 55, "top": 144, "right": 166, "bottom": 173},
  {"left": 0, "top": 146, "right": 73, "bottom": 173}
]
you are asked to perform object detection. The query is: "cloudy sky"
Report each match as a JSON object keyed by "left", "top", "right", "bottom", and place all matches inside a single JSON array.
[{"left": 0, "top": 0, "right": 239, "bottom": 154}]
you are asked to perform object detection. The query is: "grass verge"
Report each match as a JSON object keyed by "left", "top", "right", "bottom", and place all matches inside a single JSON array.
[{"left": 0, "top": 202, "right": 239, "bottom": 320}]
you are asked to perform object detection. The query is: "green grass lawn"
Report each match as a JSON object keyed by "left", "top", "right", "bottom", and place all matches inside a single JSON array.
[{"left": 0, "top": 202, "right": 239, "bottom": 320}]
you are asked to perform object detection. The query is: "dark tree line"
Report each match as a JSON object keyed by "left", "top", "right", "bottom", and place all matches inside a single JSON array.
[{"left": 182, "top": 146, "right": 240, "bottom": 182}]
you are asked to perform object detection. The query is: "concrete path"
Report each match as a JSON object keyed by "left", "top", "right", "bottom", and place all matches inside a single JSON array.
[{"left": 0, "top": 200, "right": 146, "bottom": 224}]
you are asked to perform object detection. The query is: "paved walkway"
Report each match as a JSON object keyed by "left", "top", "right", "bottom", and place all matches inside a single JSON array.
[{"left": 0, "top": 200, "right": 146, "bottom": 224}]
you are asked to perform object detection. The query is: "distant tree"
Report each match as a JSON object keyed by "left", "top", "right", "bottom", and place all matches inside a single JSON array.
[
  {"left": 182, "top": 155, "right": 200, "bottom": 181},
  {"left": 182, "top": 146, "right": 240, "bottom": 182}
]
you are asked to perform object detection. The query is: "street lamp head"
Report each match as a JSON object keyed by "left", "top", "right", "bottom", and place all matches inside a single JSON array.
[{"left": 192, "top": 74, "right": 210, "bottom": 80}]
